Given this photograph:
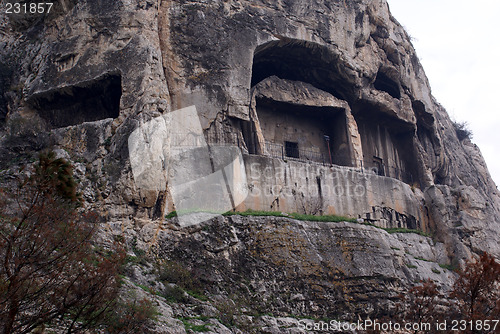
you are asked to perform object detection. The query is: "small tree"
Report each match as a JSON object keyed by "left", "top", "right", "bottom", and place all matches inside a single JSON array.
[
  {"left": 452, "top": 120, "right": 473, "bottom": 141},
  {"left": 451, "top": 252, "right": 500, "bottom": 322},
  {"left": 397, "top": 279, "right": 443, "bottom": 333},
  {"left": 0, "top": 151, "right": 129, "bottom": 333}
]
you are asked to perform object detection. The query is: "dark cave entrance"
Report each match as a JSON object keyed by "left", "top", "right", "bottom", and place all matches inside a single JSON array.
[
  {"left": 374, "top": 70, "right": 401, "bottom": 99},
  {"left": 250, "top": 39, "right": 356, "bottom": 101},
  {"left": 354, "top": 104, "right": 418, "bottom": 185},
  {"left": 245, "top": 38, "right": 356, "bottom": 166},
  {"left": 29, "top": 73, "right": 122, "bottom": 128}
]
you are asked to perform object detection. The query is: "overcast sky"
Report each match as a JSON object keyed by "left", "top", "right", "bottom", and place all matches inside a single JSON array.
[{"left": 387, "top": 0, "right": 500, "bottom": 187}]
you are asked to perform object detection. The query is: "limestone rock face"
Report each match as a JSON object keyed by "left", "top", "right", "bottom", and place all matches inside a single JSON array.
[
  {"left": 1, "top": 0, "right": 500, "bottom": 327},
  {"left": 113, "top": 214, "right": 455, "bottom": 331},
  {"left": 150, "top": 215, "right": 454, "bottom": 318}
]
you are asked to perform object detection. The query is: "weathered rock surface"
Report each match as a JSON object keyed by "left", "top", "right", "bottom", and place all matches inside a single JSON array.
[
  {"left": 1, "top": 0, "right": 499, "bottom": 331},
  {"left": 112, "top": 214, "right": 454, "bottom": 333}
]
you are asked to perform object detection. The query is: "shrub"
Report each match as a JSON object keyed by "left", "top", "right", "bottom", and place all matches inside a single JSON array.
[
  {"left": 215, "top": 299, "right": 237, "bottom": 327},
  {"left": 161, "top": 285, "right": 188, "bottom": 303},
  {"left": 0, "top": 151, "right": 127, "bottom": 334},
  {"left": 105, "top": 297, "right": 158, "bottom": 334},
  {"left": 452, "top": 120, "right": 473, "bottom": 141},
  {"left": 396, "top": 279, "right": 442, "bottom": 331},
  {"left": 451, "top": 252, "right": 500, "bottom": 321},
  {"left": 159, "top": 261, "right": 196, "bottom": 289},
  {"left": 0, "top": 151, "right": 158, "bottom": 333},
  {"left": 398, "top": 252, "right": 500, "bottom": 331},
  {"left": 439, "top": 263, "right": 455, "bottom": 271}
]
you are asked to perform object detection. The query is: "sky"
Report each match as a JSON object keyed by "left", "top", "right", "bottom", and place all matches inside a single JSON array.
[{"left": 387, "top": 0, "right": 500, "bottom": 187}]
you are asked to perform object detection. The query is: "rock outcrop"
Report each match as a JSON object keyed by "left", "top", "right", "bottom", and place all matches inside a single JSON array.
[{"left": 1, "top": 0, "right": 499, "bottom": 331}]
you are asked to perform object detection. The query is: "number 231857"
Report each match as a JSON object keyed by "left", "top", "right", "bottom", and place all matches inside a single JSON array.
[{"left": 5, "top": 3, "right": 53, "bottom": 14}]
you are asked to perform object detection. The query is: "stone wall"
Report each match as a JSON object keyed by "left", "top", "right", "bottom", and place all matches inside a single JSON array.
[{"left": 241, "top": 154, "right": 428, "bottom": 231}]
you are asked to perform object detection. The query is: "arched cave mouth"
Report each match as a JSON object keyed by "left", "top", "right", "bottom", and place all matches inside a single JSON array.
[
  {"left": 250, "top": 39, "right": 356, "bottom": 101},
  {"left": 29, "top": 73, "right": 122, "bottom": 128}
]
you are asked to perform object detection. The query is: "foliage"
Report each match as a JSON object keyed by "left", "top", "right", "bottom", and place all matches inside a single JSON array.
[
  {"left": 161, "top": 285, "right": 188, "bottom": 303},
  {"left": 396, "top": 279, "right": 442, "bottom": 333},
  {"left": 223, "top": 210, "right": 285, "bottom": 218},
  {"left": 165, "top": 209, "right": 356, "bottom": 223},
  {"left": 288, "top": 212, "right": 355, "bottom": 223},
  {"left": 105, "top": 297, "right": 158, "bottom": 334},
  {"left": 159, "top": 260, "right": 198, "bottom": 291},
  {"left": 452, "top": 120, "right": 473, "bottom": 141},
  {"left": 165, "top": 210, "right": 178, "bottom": 219},
  {"left": 215, "top": 299, "right": 237, "bottom": 327},
  {"left": 398, "top": 252, "right": 500, "bottom": 332},
  {"left": 450, "top": 252, "right": 500, "bottom": 322},
  {"left": 158, "top": 260, "right": 207, "bottom": 302},
  {"left": 0, "top": 151, "right": 154, "bottom": 333},
  {"left": 178, "top": 317, "right": 210, "bottom": 332},
  {"left": 439, "top": 263, "right": 455, "bottom": 271}
]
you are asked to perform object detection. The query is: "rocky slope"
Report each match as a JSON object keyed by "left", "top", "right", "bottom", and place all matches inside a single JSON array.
[{"left": 1, "top": 0, "right": 499, "bottom": 332}]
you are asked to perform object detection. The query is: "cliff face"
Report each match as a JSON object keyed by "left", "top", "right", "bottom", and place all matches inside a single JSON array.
[{"left": 1, "top": 0, "right": 499, "bottom": 331}]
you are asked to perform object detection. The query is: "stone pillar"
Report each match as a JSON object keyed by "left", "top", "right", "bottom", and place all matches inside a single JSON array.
[
  {"left": 345, "top": 108, "right": 364, "bottom": 168},
  {"left": 248, "top": 90, "right": 267, "bottom": 155}
]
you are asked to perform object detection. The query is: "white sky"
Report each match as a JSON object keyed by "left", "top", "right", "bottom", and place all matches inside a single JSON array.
[{"left": 387, "top": 0, "right": 500, "bottom": 187}]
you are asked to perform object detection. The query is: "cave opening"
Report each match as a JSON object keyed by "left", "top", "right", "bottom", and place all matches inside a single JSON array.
[
  {"left": 354, "top": 105, "right": 418, "bottom": 185},
  {"left": 29, "top": 73, "right": 122, "bottom": 128},
  {"left": 374, "top": 71, "right": 401, "bottom": 99},
  {"left": 250, "top": 39, "right": 356, "bottom": 101},
  {"left": 245, "top": 39, "right": 358, "bottom": 166}
]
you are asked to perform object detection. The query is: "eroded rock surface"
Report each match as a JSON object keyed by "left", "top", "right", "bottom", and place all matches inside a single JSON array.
[
  {"left": 1, "top": 0, "right": 499, "bottom": 331},
  {"left": 111, "top": 215, "right": 454, "bottom": 333}
]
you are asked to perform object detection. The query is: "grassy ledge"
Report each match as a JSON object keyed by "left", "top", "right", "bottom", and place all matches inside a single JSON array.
[
  {"left": 165, "top": 210, "right": 431, "bottom": 237},
  {"left": 166, "top": 209, "right": 356, "bottom": 223}
]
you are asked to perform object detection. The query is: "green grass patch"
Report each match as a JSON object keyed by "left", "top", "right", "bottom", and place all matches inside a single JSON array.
[
  {"left": 125, "top": 255, "right": 139, "bottom": 264},
  {"left": 289, "top": 212, "right": 355, "bottom": 223},
  {"left": 223, "top": 210, "right": 356, "bottom": 223},
  {"left": 432, "top": 268, "right": 441, "bottom": 274},
  {"left": 166, "top": 209, "right": 356, "bottom": 223},
  {"left": 406, "top": 264, "right": 417, "bottom": 269},
  {"left": 135, "top": 283, "right": 155, "bottom": 295},
  {"left": 165, "top": 211, "right": 178, "bottom": 219},
  {"left": 390, "top": 247, "right": 401, "bottom": 251},
  {"left": 178, "top": 317, "right": 210, "bottom": 332},
  {"left": 162, "top": 285, "right": 188, "bottom": 303},
  {"left": 414, "top": 256, "right": 432, "bottom": 262},
  {"left": 439, "top": 263, "right": 455, "bottom": 271},
  {"left": 166, "top": 210, "right": 431, "bottom": 237},
  {"left": 186, "top": 289, "right": 209, "bottom": 301},
  {"left": 223, "top": 210, "right": 285, "bottom": 218},
  {"left": 384, "top": 228, "right": 431, "bottom": 237}
]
